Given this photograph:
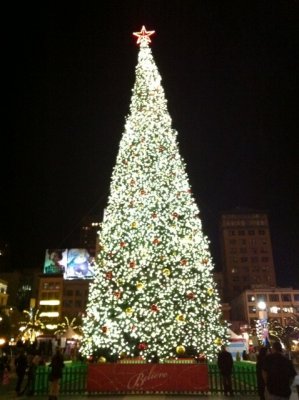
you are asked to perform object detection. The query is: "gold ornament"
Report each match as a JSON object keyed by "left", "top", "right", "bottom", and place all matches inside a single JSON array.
[
  {"left": 117, "top": 278, "right": 124, "bottom": 286},
  {"left": 162, "top": 268, "right": 171, "bottom": 277},
  {"left": 214, "top": 337, "right": 222, "bottom": 346},
  {"left": 131, "top": 221, "right": 137, "bottom": 229},
  {"left": 125, "top": 307, "right": 133, "bottom": 315},
  {"left": 176, "top": 345, "right": 186, "bottom": 355},
  {"left": 136, "top": 282, "right": 144, "bottom": 290},
  {"left": 176, "top": 314, "right": 185, "bottom": 322},
  {"left": 97, "top": 356, "right": 106, "bottom": 363},
  {"left": 207, "top": 288, "right": 214, "bottom": 295}
]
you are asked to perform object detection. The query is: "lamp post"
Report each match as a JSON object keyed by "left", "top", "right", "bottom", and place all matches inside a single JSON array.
[{"left": 257, "top": 301, "right": 270, "bottom": 347}]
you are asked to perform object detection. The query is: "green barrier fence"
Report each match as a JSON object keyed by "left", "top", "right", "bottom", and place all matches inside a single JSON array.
[
  {"left": 209, "top": 361, "right": 257, "bottom": 395},
  {"left": 33, "top": 361, "right": 258, "bottom": 396}
]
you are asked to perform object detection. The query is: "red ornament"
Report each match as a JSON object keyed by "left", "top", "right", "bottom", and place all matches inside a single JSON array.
[
  {"left": 152, "top": 212, "right": 157, "bottom": 218},
  {"left": 113, "top": 291, "right": 121, "bottom": 299},
  {"left": 101, "top": 326, "right": 108, "bottom": 334},
  {"left": 120, "top": 241, "right": 126, "bottom": 248},
  {"left": 140, "top": 188, "right": 146, "bottom": 195},
  {"left": 150, "top": 304, "right": 159, "bottom": 312},
  {"left": 130, "top": 179, "right": 136, "bottom": 186},
  {"left": 105, "top": 271, "right": 113, "bottom": 280},
  {"left": 180, "top": 259, "right": 187, "bottom": 266},
  {"left": 137, "top": 342, "right": 148, "bottom": 350},
  {"left": 129, "top": 261, "right": 136, "bottom": 268},
  {"left": 187, "top": 292, "right": 196, "bottom": 300},
  {"left": 172, "top": 212, "right": 179, "bottom": 219},
  {"left": 152, "top": 238, "right": 160, "bottom": 245}
]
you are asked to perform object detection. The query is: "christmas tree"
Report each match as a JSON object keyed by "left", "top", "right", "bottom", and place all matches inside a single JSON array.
[{"left": 80, "top": 26, "right": 227, "bottom": 362}]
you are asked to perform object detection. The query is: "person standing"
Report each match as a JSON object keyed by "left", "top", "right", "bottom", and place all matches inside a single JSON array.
[
  {"left": 256, "top": 347, "right": 268, "bottom": 400},
  {"left": 262, "top": 341, "right": 296, "bottom": 400},
  {"left": 48, "top": 347, "right": 64, "bottom": 400},
  {"left": 217, "top": 345, "right": 234, "bottom": 396},
  {"left": 15, "top": 348, "right": 28, "bottom": 396}
]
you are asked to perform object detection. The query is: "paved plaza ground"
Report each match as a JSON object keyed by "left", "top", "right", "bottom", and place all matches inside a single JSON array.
[{"left": 0, "top": 394, "right": 259, "bottom": 400}]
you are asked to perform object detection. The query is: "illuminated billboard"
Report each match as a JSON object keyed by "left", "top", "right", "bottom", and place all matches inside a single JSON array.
[{"left": 44, "top": 249, "right": 95, "bottom": 280}]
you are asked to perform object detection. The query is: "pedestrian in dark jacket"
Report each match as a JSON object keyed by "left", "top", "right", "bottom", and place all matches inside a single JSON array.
[
  {"left": 256, "top": 346, "right": 268, "bottom": 400},
  {"left": 262, "top": 341, "right": 296, "bottom": 400},
  {"left": 15, "top": 348, "right": 28, "bottom": 396},
  {"left": 48, "top": 347, "right": 64, "bottom": 400},
  {"left": 217, "top": 345, "right": 234, "bottom": 396}
]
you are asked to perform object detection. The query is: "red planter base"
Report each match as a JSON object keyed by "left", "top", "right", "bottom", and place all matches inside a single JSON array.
[{"left": 87, "top": 363, "right": 209, "bottom": 393}]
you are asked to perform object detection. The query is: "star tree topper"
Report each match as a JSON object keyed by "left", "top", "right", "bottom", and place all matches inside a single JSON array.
[{"left": 133, "top": 25, "right": 155, "bottom": 45}]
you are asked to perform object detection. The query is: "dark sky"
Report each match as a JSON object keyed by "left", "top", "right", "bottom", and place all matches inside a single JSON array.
[{"left": 3, "top": 1, "right": 299, "bottom": 287}]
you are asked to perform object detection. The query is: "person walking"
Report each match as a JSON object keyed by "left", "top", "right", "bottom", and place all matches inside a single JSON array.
[
  {"left": 48, "top": 347, "right": 65, "bottom": 400},
  {"left": 256, "top": 346, "right": 268, "bottom": 400},
  {"left": 262, "top": 341, "right": 296, "bottom": 400},
  {"left": 15, "top": 348, "right": 28, "bottom": 396},
  {"left": 217, "top": 345, "right": 234, "bottom": 396}
]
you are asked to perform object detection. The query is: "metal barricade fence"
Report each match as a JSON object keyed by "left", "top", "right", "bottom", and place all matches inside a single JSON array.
[{"left": 34, "top": 361, "right": 258, "bottom": 395}]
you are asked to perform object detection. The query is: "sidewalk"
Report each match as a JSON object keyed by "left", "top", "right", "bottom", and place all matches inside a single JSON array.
[{"left": 0, "top": 394, "right": 259, "bottom": 400}]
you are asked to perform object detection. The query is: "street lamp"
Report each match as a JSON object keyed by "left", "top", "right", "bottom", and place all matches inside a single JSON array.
[{"left": 257, "top": 301, "right": 269, "bottom": 347}]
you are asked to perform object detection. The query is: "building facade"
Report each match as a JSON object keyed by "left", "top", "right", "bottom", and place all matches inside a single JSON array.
[
  {"left": 38, "top": 274, "right": 91, "bottom": 325},
  {"left": 230, "top": 287, "right": 299, "bottom": 327}
]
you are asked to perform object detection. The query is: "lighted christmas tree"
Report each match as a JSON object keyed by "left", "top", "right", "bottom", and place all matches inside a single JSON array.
[{"left": 80, "top": 26, "right": 227, "bottom": 362}]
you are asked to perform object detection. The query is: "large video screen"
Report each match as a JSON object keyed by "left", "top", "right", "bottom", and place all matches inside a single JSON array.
[{"left": 44, "top": 249, "right": 95, "bottom": 280}]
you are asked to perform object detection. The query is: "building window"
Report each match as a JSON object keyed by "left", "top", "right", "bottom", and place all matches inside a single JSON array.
[
  {"left": 281, "top": 294, "right": 291, "bottom": 302},
  {"left": 293, "top": 294, "right": 299, "bottom": 302},
  {"left": 259, "top": 230, "right": 265, "bottom": 235},
  {"left": 269, "top": 294, "right": 279, "bottom": 302},
  {"left": 248, "top": 295, "right": 255, "bottom": 302},
  {"left": 256, "top": 294, "right": 267, "bottom": 303},
  {"left": 238, "top": 230, "right": 245, "bottom": 236},
  {"left": 240, "top": 257, "right": 248, "bottom": 262},
  {"left": 248, "top": 230, "right": 255, "bottom": 235},
  {"left": 66, "top": 290, "right": 73, "bottom": 296},
  {"left": 63, "top": 300, "right": 73, "bottom": 307},
  {"left": 282, "top": 307, "right": 293, "bottom": 313},
  {"left": 248, "top": 306, "right": 257, "bottom": 313}
]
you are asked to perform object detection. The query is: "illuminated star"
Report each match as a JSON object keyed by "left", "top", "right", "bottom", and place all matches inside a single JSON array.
[{"left": 133, "top": 25, "right": 155, "bottom": 45}]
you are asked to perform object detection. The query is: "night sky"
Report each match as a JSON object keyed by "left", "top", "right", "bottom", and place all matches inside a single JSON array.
[{"left": 3, "top": 1, "right": 299, "bottom": 287}]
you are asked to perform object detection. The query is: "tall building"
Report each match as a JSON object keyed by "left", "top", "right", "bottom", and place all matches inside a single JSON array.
[
  {"left": 220, "top": 209, "right": 276, "bottom": 302},
  {"left": 79, "top": 215, "right": 101, "bottom": 257}
]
